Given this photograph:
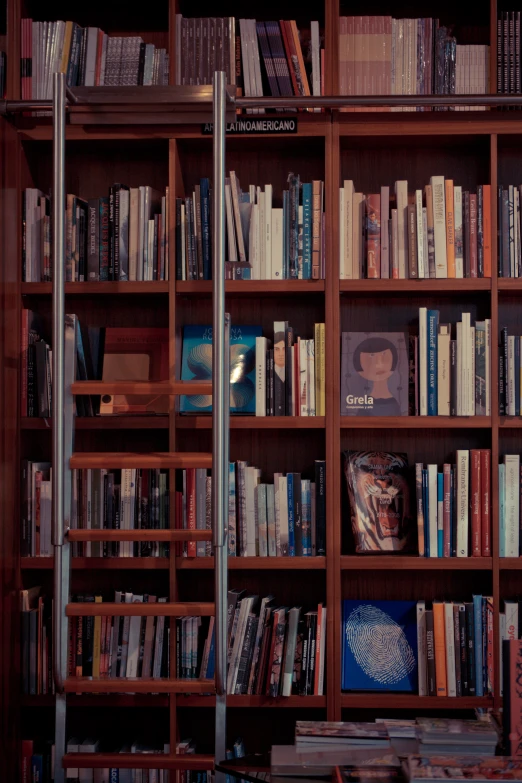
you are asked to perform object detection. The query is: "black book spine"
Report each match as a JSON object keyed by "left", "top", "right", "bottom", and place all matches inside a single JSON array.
[
  {"left": 82, "top": 595, "right": 95, "bottom": 677},
  {"left": 285, "top": 325, "right": 294, "bottom": 416},
  {"left": 425, "top": 609, "right": 436, "bottom": 696},
  {"left": 503, "top": 639, "right": 511, "bottom": 748},
  {"left": 99, "top": 197, "right": 109, "bottom": 282},
  {"left": 113, "top": 186, "right": 121, "bottom": 280},
  {"left": 306, "top": 613, "right": 317, "bottom": 695},
  {"left": 504, "top": 12, "right": 510, "bottom": 97},
  {"left": 498, "top": 13, "right": 504, "bottom": 94},
  {"left": 499, "top": 327, "right": 506, "bottom": 415},
  {"left": 87, "top": 198, "right": 100, "bottom": 282},
  {"left": 176, "top": 618, "right": 181, "bottom": 678},
  {"left": 27, "top": 343, "right": 36, "bottom": 417},
  {"left": 299, "top": 616, "right": 311, "bottom": 696},
  {"left": 176, "top": 198, "right": 182, "bottom": 280},
  {"left": 138, "top": 42, "right": 146, "bottom": 86},
  {"left": 450, "top": 340, "right": 457, "bottom": 417},
  {"left": 463, "top": 191, "right": 471, "bottom": 278},
  {"left": 453, "top": 605, "right": 462, "bottom": 697},
  {"left": 104, "top": 473, "right": 113, "bottom": 559},
  {"left": 477, "top": 185, "right": 484, "bottom": 278},
  {"left": 315, "top": 460, "right": 326, "bottom": 556},
  {"left": 108, "top": 186, "right": 116, "bottom": 281},
  {"left": 268, "top": 349, "right": 274, "bottom": 416},
  {"left": 465, "top": 602, "right": 476, "bottom": 695},
  {"left": 292, "top": 473, "right": 303, "bottom": 556},
  {"left": 78, "top": 201, "right": 87, "bottom": 282},
  {"left": 235, "top": 614, "right": 257, "bottom": 694},
  {"left": 29, "top": 609, "right": 37, "bottom": 694},
  {"left": 35, "top": 339, "right": 49, "bottom": 417}
]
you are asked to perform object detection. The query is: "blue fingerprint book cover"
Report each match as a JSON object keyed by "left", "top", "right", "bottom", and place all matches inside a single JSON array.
[
  {"left": 180, "top": 325, "right": 262, "bottom": 414},
  {"left": 342, "top": 600, "right": 418, "bottom": 692}
]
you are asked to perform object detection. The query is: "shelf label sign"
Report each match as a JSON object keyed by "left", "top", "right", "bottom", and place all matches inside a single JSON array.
[{"left": 201, "top": 118, "right": 298, "bottom": 135}]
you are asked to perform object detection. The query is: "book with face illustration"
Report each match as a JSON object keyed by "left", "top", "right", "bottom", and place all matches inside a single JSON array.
[{"left": 341, "top": 332, "right": 409, "bottom": 416}]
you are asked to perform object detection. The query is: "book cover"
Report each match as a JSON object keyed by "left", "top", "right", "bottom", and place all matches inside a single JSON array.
[
  {"left": 341, "top": 332, "right": 409, "bottom": 416},
  {"left": 180, "top": 324, "right": 262, "bottom": 414},
  {"left": 342, "top": 600, "right": 418, "bottom": 692},
  {"left": 343, "top": 451, "right": 415, "bottom": 553}
]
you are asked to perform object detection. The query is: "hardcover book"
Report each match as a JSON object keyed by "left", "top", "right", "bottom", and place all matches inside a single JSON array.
[
  {"left": 343, "top": 451, "right": 415, "bottom": 553},
  {"left": 180, "top": 325, "right": 262, "bottom": 414},
  {"left": 341, "top": 332, "right": 409, "bottom": 416},
  {"left": 342, "top": 600, "right": 418, "bottom": 692}
]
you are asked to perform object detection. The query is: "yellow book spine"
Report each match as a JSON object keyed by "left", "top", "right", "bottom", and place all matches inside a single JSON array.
[
  {"left": 433, "top": 601, "right": 447, "bottom": 696},
  {"left": 445, "top": 180, "right": 455, "bottom": 278},
  {"left": 61, "top": 21, "right": 73, "bottom": 74},
  {"left": 92, "top": 595, "right": 102, "bottom": 678}
]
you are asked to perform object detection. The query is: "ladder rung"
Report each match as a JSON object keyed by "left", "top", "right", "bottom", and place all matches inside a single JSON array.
[
  {"left": 71, "top": 380, "right": 212, "bottom": 396},
  {"left": 63, "top": 753, "right": 214, "bottom": 770},
  {"left": 67, "top": 529, "right": 212, "bottom": 542},
  {"left": 64, "top": 677, "right": 215, "bottom": 694},
  {"left": 65, "top": 602, "right": 215, "bottom": 617},
  {"left": 70, "top": 452, "right": 212, "bottom": 469}
]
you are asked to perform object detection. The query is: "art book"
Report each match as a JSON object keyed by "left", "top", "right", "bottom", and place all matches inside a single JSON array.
[
  {"left": 342, "top": 600, "right": 418, "bottom": 693},
  {"left": 295, "top": 721, "right": 390, "bottom": 745},
  {"left": 341, "top": 332, "right": 409, "bottom": 416},
  {"left": 180, "top": 325, "right": 262, "bottom": 414},
  {"left": 343, "top": 451, "right": 415, "bottom": 553}
]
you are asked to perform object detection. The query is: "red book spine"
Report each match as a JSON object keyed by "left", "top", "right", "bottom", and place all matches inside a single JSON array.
[
  {"left": 21, "top": 740, "right": 33, "bottom": 783},
  {"left": 470, "top": 449, "right": 481, "bottom": 556},
  {"left": 481, "top": 449, "right": 491, "bottom": 556},
  {"left": 470, "top": 194, "right": 478, "bottom": 277},
  {"left": 443, "top": 464, "right": 451, "bottom": 557},
  {"left": 186, "top": 468, "right": 196, "bottom": 557},
  {"left": 486, "top": 596, "right": 494, "bottom": 695}
]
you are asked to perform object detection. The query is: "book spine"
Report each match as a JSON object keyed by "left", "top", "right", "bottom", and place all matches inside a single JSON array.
[
  {"left": 425, "top": 609, "right": 436, "bottom": 696},
  {"left": 311, "top": 181, "right": 322, "bottom": 279},
  {"left": 427, "top": 310, "right": 439, "bottom": 415},
  {"left": 433, "top": 602, "right": 448, "bottom": 696},
  {"left": 99, "top": 197, "right": 109, "bottom": 281},
  {"left": 473, "top": 595, "right": 484, "bottom": 696},
  {"left": 417, "top": 600, "right": 427, "bottom": 695},
  {"left": 470, "top": 193, "right": 478, "bottom": 277},
  {"left": 87, "top": 198, "right": 99, "bottom": 281},
  {"left": 444, "top": 602, "right": 457, "bottom": 697},
  {"left": 481, "top": 449, "right": 491, "bottom": 556},
  {"left": 470, "top": 449, "right": 482, "bottom": 557}
]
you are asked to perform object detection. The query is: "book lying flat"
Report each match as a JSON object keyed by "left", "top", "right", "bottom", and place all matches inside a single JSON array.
[{"left": 271, "top": 745, "right": 399, "bottom": 776}]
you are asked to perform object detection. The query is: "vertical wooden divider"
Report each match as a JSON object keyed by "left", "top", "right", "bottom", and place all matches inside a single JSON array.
[
  {"left": 325, "top": 0, "right": 339, "bottom": 97},
  {"left": 326, "top": 118, "right": 341, "bottom": 721},
  {"left": 490, "top": 133, "right": 501, "bottom": 710}
]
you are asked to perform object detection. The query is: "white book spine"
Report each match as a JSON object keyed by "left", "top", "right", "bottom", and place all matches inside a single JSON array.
[
  {"left": 470, "top": 324, "right": 476, "bottom": 416},
  {"left": 245, "top": 467, "right": 258, "bottom": 556},
  {"left": 271, "top": 208, "right": 283, "bottom": 279},
  {"left": 456, "top": 321, "right": 462, "bottom": 416},
  {"left": 416, "top": 189, "right": 425, "bottom": 278},
  {"left": 416, "top": 600, "right": 427, "bottom": 696},
  {"left": 395, "top": 180, "right": 408, "bottom": 278},
  {"left": 255, "top": 337, "right": 267, "bottom": 417},
  {"left": 258, "top": 190, "right": 265, "bottom": 279},
  {"left": 126, "top": 595, "right": 144, "bottom": 678},
  {"left": 437, "top": 328, "right": 451, "bottom": 416},
  {"left": 353, "top": 192, "right": 364, "bottom": 279},
  {"left": 428, "top": 464, "right": 438, "bottom": 557},
  {"left": 456, "top": 450, "right": 469, "bottom": 556},
  {"left": 273, "top": 472, "right": 283, "bottom": 555},
  {"left": 430, "top": 176, "right": 448, "bottom": 277},
  {"left": 265, "top": 184, "right": 273, "bottom": 279},
  {"left": 444, "top": 602, "right": 457, "bottom": 697},
  {"left": 504, "top": 455, "right": 520, "bottom": 556},
  {"left": 419, "top": 307, "right": 428, "bottom": 416},
  {"left": 454, "top": 186, "right": 464, "bottom": 278}
]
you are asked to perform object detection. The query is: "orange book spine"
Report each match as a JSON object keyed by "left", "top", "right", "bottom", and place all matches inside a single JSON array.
[
  {"left": 289, "top": 21, "right": 311, "bottom": 97},
  {"left": 433, "top": 601, "right": 447, "bottom": 696},
  {"left": 279, "top": 21, "right": 299, "bottom": 97},
  {"left": 186, "top": 468, "right": 197, "bottom": 557},
  {"left": 483, "top": 185, "right": 492, "bottom": 277},
  {"left": 445, "top": 180, "right": 455, "bottom": 277},
  {"left": 470, "top": 449, "right": 482, "bottom": 557},
  {"left": 481, "top": 449, "right": 491, "bottom": 556},
  {"left": 314, "top": 604, "right": 323, "bottom": 695}
]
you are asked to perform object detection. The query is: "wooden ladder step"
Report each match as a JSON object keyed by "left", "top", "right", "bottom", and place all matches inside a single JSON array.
[
  {"left": 70, "top": 452, "right": 212, "bottom": 469},
  {"left": 67, "top": 529, "right": 212, "bottom": 542},
  {"left": 64, "top": 677, "right": 215, "bottom": 694},
  {"left": 71, "top": 380, "right": 211, "bottom": 396},
  {"left": 62, "top": 753, "right": 214, "bottom": 770},
  {"left": 65, "top": 602, "right": 215, "bottom": 617}
]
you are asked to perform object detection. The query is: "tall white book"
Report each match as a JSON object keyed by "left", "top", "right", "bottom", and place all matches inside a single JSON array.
[
  {"left": 126, "top": 594, "right": 144, "bottom": 678},
  {"left": 271, "top": 208, "right": 283, "bottom": 279},
  {"left": 504, "top": 455, "right": 520, "bottom": 556},
  {"left": 394, "top": 180, "right": 408, "bottom": 278},
  {"left": 265, "top": 184, "right": 273, "bottom": 279},
  {"left": 255, "top": 337, "right": 268, "bottom": 416},
  {"left": 456, "top": 450, "right": 469, "bottom": 556},
  {"left": 416, "top": 189, "right": 425, "bottom": 278},
  {"left": 343, "top": 180, "right": 354, "bottom": 279},
  {"left": 430, "top": 176, "right": 448, "bottom": 277},
  {"left": 454, "top": 186, "right": 464, "bottom": 278},
  {"left": 245, "top": 466, "right": 261, "bottom": 556}
]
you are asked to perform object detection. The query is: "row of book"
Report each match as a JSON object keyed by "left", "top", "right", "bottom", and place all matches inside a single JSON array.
[
  {"left": 341, "top": 598, "right": 494, "bottom": 697},
  {"left": 339, "top": 18, "right": 489, "bottom": 110},
  {"left": 23, "top": 185, "right": 170, "bottom": 283},
  {"left": 414, "top": 452, "right": 491, "bottom": 558},
  {"left": 176, "top": 617, "right": 214, "bottom": 681},
  {"left": 177, "top": 461, "right": 326, "bottom": 559},
  {"left": 22, "top": 739, "right": 207, "bottom": 783},
  {"left": 176, "top": 173, "right": 325, "bottom": 280},
  {"left": 174, "top": 17, "right": 322, "bottom": 104},
  {"left": 227, "top": 591, "right": 326, "bottom": 696},
  {"left": 497, "top": 12, "right": 522, "bottom": 97},
  {"left": 339, "top": 179, "right": 492, "bottom": 280},
  {"left": 22, "top": 463, "right": 171, "bottom": 559},
  {"left": 21, "top": 19, "right": 169, "bottom": 96},
  {"left": 69, "top": 593, "right": 169, "bottom": 682},
  {"left": 500, "top": 328, "right": 522, "bottom": 414},
  {"left": 21, "top": 588, "right": 52, "bottom": 696},
  {"left": 499, "top": 455, "right": 522, "bottom": 556},
  {"left": 255, "top": 322, "right": 325, "bottom": 417},
  {"left": 499, "top": 186, "right": 522, "bottom": 277}
]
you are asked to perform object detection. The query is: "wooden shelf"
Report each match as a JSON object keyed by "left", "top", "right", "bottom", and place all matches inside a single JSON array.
[
  {"left": 498, "top": 279, "right": 522, "bottom": 291},
  {"left": 176, "top": 556, "right": 326, "bottom": 570},
  {"left": 21, "top": 282, "right": 169, "bottom": 295},
  {"left": 499, "top": 417, "right": 522, "bottom": 428},
  {"left": 62, "top": 753, "right": 214, "bottom": 771},
  {"left": 341, "top": 694, "right": 494, "bottom": 709},
  {"left": 21, "top": 557, "right": 170, "bottom": 570},
  {"left": 340, "top": 416, "right": 491, "bottom": 429},
  {"left": 340, "top": 279, "right": 491, "bottom": 294},
  {"left": 176, "top": 280, "right": 325, "bottom": 295},
  {"left": 341, "top": 556, "right": 493, "bottom": 571},
  {"left": 64, "top": 678, "right": 215, "bottom": 694},
  {"left": 176, "top": 416, "right": 325, "bottom": 429},
  {"left": 70, "top": 452, "right": 212, "bottom": 469},
  {"left": 71, "top": 380, "right": 210, "bottom": 396},
  {"left": 21, "top": 416, "right": 170, "bottom": 430},
  {"left": 337, "top": 112, "right": 522, "bottom": 136},
  {"left": 499, "top": 559, "right": 522, "bottom": 569},
  {"left": 177, "top": 695, "right": 326, "bottom": 707},
  {"left": 65, "top": 602, "right": 215, "bottom": 617}
]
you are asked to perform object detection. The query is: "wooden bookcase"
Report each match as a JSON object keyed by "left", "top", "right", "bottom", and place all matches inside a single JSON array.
[{"left": 0, "top": 0, "right": 521, "bottom": 777}]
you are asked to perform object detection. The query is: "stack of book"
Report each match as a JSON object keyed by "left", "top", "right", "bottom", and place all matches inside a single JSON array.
[
  {"left": 176, "top": 461, "right": 326, "bottom": 558},
  {"left": 497, "top": 13, "right": 522, "bottom": 98},
  {"left": 69, "top": 592, "right": 169, "bottom": 683},
  {"left": 341, "top": 598, "right": 494, "bottom": 697},
  {"left": 498, "top": 186, "right": 522, "bottom": 277},
  {"left": 499, "top": 455, "right": 522, "bottom": 556},
  {"left": 416, "top": 718, "right": 498, "bottom": 755},
  {"left": 176, "top": 174, "right": 325, "bottom": 280},
  {"left": 405, "top": 756, "right": 516, "bottom": 783},
  {"left": 21, "top": 20, "right": 169, "bottom": 95},
  {"left": 21, "top": 587, "right": 52, "bottom": 696},
  {"left": 414, "top": 450, "right": 491, "bottom": 558},
  {"left": 23, "top": 185, "right": 169, "bottom": 282},
  {"left": 22, "top": 464, "right": 171, "bottom": 559},
  {"left": 339, "top": 18, "right": 489, "bottom": 108},
  {"left": 339, "top": 179, "right": 492, "bottom": 279},
  {"left": 226, "top": 592, "right": 326, "bottom": 696},
  {"left": 174, "top": 17, "right": 322, "bottom": 102}
]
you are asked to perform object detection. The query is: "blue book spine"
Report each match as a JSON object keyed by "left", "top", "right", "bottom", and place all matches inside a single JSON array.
[
  {"left": 473, "top": 594, "right": 484, "bottom": 696},
  {"left": 200, "top": 178, "right": 211, "bottom": 280},
  {"left": 31, "top": 755, "right": 43, "bottom": 783},
  {"left": 287, "top": 473, "right": 295, "bottom": 556},
  {"left": 110, "top": 770, "right": 119, "bottom": 783},
  {"left": 302, "top": 481, "right": 312, "bottom": 556},
  {"left": 302, "top": 183, "right": 313, "bottom": 279},
  {"left": 516, "top": 336, "right": 521, "bottom": 416},
  {"left": 207, "top": 624, "right": 215, "bottom": 678},
  {"left": 422, "top": 468, "right": 429, "bottom": 557},
  {"left": 283, "top": 190, "right": 289, "bottom": 279},
  {"left": 499, "top": 463, "right": 506, "bottom": 556},
  {"left": 427, "top": 309, "right": 439, "bottom": 415},
  {"left": 437, "top": 472, "right": 444, "bottom": 557}
]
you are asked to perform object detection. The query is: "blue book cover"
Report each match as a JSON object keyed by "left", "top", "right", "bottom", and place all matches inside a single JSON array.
[
  {"left": 200, "top": 178, "right": 211, "bottom": 280},
  {"left": 473, "top": 594, "right": 483, "bottom": 696},
  {"left": 499, "top": 464, "right": 505, "bottom": 557},
  {"left": 287, "top": 473, "right": 295, "bottom": 556},
  {"left": 110, "top": 770, "right": 119, "bottom": 783},
  {"left": 180, "top": 325, "right": 262, "bottom": 414},
  {"left": 437, "top": 472, "right": 443, "bottom": 557},
  {"left": 422, "top": 468, "right": 429, "bottom": 558},
  {"left": 302, "top": 183, "right": 312, "bottom": 279},
  {"left": 342, "top": 600, "right": 418, "bottom": 692},
  {"left": 427, "top": 310, "right": 439, "bottom": 415}
]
